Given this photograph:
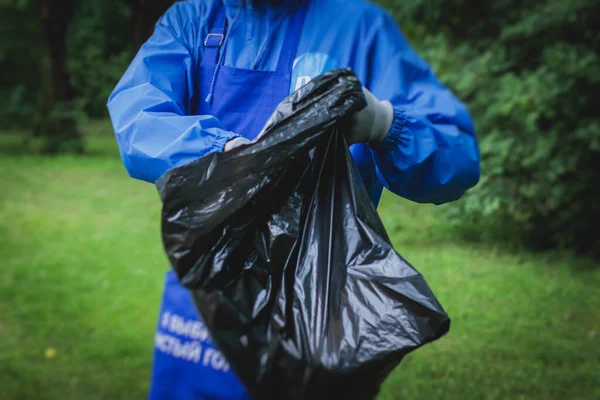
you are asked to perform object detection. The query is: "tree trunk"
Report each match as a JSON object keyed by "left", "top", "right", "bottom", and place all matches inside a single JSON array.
[
  {"left": 39, "top": 0, "right": 83, "bottom": 154},
  {"left": 130, "top": 0, "right": 147, "bottom": 54}
]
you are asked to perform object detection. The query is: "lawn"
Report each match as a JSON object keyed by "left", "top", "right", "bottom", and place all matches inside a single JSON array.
[{"left": 1, "top": 121, "right": 599, "bottom": 400}]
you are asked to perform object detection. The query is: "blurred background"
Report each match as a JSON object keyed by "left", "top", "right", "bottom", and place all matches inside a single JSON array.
[{"left": 0, "top": 0, "right": 598, "bottom": 399}]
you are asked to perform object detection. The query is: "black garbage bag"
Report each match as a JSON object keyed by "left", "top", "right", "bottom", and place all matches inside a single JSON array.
[{"left": 157, "top": 69, "right": 450, "bottom": 400}]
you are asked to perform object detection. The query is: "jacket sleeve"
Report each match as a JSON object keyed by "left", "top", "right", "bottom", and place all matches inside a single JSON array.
[
  {"left": 360, "top": 9, "right": 481, "bottom": 205},
  {"left": 107, "top": 3, "right": 240, "bottom": 183}
]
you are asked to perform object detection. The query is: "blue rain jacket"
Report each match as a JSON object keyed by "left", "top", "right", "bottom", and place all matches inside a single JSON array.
[{"left": 107, "top": 0, "right": 480, "bottom": 206}]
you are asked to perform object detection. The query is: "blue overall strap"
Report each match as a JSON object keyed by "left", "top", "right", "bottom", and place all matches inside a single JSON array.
[
  {"left": 202, "top": 7, "right": 227, "bottom": 67},
  {"left": 275, "top": 3, "right": 309, "bottom": 74}
]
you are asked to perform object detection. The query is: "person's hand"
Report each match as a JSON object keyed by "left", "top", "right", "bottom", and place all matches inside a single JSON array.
[
  {"left": 224, "top": 137, "right": 252, "bottom": 152},
  {"left": 344, "top": 87, "right": 394, "bottom": 145}
]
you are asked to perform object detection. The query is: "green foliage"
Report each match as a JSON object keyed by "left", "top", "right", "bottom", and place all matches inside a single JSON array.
[
  {"left": 0, "top": 0, "right": 45, "bottom": 126},
  {"left": 379, "top": 0, "right": 600, "bottom": 255},
  {"left": 67, "top": 0, "right": 132, "bottom": 117},
  {"left": 0, "top": 0, "right": 174, "bottom": 125},
  {"left": 2, "top": 0, "right": 598, "bottom": 252}
]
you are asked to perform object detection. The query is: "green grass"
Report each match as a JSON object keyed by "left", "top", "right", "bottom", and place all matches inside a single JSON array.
[{"left": 1, "top": 121, "right": 599, "bottom": 400}]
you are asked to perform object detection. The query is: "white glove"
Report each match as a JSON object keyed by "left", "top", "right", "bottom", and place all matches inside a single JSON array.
[
  {"left": 224, "top": 137, "right": 252, "bottom": 152},
  {"left": 344, "top": 87, "right": 394, "bottom": 145}
]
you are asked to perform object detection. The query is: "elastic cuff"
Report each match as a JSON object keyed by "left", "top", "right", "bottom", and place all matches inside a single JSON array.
[
  {"left": 215, "top": 131, "right": 242, "bottom": 152},
  {"left": 368, "top": 100, "right": 395, "bottom": 145},
  {"left": 372, "top": 108, "right": 408, "bottom": 151}
]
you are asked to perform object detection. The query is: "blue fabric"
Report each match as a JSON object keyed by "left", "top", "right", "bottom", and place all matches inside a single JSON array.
[
  {"left": 150, "top": 270, "right": 251, "bottom": 400},
  {"left": 107, "top": 1, "right": 481, "bottom": 398},
  {"left": 107, "top": 0, "right": 480, "bottom": 206},
  {"left": 197, "top": 3, "right": 307, "bottom": 139},
  {"left": 146, "top": 3, "right": 307, "bottom": 400}
]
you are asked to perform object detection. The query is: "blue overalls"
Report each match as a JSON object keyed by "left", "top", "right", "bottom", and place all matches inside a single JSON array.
[{"left": 149, "top": 4, "right": 308, "bottom": 400}]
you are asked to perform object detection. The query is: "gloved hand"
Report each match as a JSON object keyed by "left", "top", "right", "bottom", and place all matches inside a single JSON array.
[
  {"left": 224, "top": 137, "right": 252, "bottom": 152},
  {"left": 343, "top": 87, "right": 394, "bottom": 146}
]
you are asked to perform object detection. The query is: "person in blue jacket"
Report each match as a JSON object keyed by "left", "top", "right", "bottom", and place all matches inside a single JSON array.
[{"left": 108, "top": 0, "right": 480, "bottom": 398}]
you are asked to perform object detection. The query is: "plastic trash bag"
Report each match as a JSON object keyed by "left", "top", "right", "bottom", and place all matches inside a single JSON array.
[{"left": 157, "top": 69, "right": 450, "bottom": 400}]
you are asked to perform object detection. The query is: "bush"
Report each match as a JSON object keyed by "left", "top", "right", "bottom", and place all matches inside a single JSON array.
[{"left": 379, "top": 0, "right": 600, "bottom": 255}]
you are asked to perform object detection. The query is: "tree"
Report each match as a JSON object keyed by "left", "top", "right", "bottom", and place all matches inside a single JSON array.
[
  {"left": 128, "top": 0, "right": 176, "bottom": 54},
  {"left": 39, "top": 0, "right": 83, "bottom": 153},
  {"left": 0, "top": 0, "right": 45, "bottom": 128},
  {"left": 65, "top": 0, "right": 174, "bottom": 116},
  {"left": 1, "top": 0, "right": 175, "bottom": 150}
]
